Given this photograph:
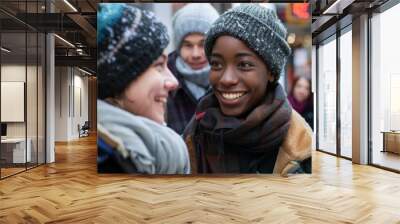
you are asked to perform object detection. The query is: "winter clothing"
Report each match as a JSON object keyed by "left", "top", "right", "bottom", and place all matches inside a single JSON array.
[
  {"left": 97, "top": 3, "right": 169, "bottom": 99},
  {"left": 98, "top": 100, "right": 190, "bottom": 174},
  {"left": 204, "top": 4, "right": 291, "bottom": 81},
  {"left": 288, "top": 95, "right": 307, "bottom": 114},
  {"left": 166, "top": 4, "right": 219, "bottom": 135},
  {"left": 175, "top": 56, "right": 210, "bottom": 100},
  {"left": 166, "top": 4, "right": 219, "bottom": 134},
  {"left": 288, "top": 94, "right": 314, "bottom": 129},
  {"left": 184, "top": 102, "right": 312, "bottom": 175},
  {"left": 98, "top": 135, "right": 138, "bottom": 173},
  {"left": 172, "top": 3, "right": 219, "bottom": 48},
  {"left": 272, "top": 110, "right": 312, "bottom": 175},
  {"left": 181, "top": 4, "right": 311, "bottom": 175},
  {"left": 183, "top": 84, "right": 311, "bottom": 174},
  {"left": 166, "top": 51, "right": 200, "bottom": 134}
]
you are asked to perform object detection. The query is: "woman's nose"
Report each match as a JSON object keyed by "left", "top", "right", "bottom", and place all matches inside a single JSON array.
[
  {"left": 164, "top": 68, "right": 178, "bottom": 91},
  {"left": 219, "top": 66, "right": 238, "bottom": 87}
]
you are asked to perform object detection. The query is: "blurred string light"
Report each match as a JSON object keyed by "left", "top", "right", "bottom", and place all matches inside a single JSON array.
[
  {"left": 287, "top": 33, "right": 296, "bottom": 45},
  {"left": 292, "top": 4, "right": 310, "bottom": 19}
]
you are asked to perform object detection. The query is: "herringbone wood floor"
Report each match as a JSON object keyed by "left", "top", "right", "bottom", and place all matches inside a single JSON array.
[{"left": 0, "top": 134, "right": 399, "bottom": 224}]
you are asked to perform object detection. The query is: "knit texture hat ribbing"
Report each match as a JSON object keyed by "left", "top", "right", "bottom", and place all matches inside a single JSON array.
[
  {"left": 204, "top": 4, "right": 291, "bottom": 81},
  {"left": 97, "top": 3, "right": 169, "bottom": 99},
  {"left": 172, "top": 3, "right": 219, "bottom": 49}
]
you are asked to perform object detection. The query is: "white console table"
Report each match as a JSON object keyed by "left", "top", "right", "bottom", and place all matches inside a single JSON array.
[{"left": 1, "top": 138, "right": 32, "bottom": 163}]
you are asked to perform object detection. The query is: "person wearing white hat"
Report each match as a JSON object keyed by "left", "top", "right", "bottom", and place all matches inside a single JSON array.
[{"left": 166, "top": 3, "right": 219, "bottom": 134}]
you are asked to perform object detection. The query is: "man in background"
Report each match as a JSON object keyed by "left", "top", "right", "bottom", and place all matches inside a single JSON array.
[{"left": 167, "top": 3, "right": 219, "bottom": 134}]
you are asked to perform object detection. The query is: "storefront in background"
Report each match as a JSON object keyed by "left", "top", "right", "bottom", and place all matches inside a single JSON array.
[{"left": 313, "top": 0, "right": 400, "bottom": 172}]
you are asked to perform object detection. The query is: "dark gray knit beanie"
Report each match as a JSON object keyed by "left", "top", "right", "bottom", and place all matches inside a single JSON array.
[
  {"left": 204, "top": 4, "right": 291, "bottom": 81},
  {"left": 97, "top": 3, "right": 169, "bottom": 99}
]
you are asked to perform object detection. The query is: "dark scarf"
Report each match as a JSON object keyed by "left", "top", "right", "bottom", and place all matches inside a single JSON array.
[
  {"left": 288, "top": 94, "right": 311, "bottom": 114},
  {"left": 194, "top": 83, "right": 292, "bottom": 173}
]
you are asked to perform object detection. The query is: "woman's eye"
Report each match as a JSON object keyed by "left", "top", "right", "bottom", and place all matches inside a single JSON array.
[
  {"left": 238, "top": 61, "right": 253, "bottom": 69},
  {"left": 210, "top": 61, "right": 222, "bottom": 70}
]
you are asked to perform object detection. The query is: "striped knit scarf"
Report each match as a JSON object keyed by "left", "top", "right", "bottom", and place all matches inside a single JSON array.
[{"left": 194, "top": 83, "right": 292, "bottom": 173}]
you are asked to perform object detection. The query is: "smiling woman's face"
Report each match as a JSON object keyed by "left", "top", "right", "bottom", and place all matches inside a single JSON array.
[
  {"left": 209, "top": 35, "right": 273, "bottom": 117},
  {"left": 118, "top": 53, "right": 178, "bottom": 124}
]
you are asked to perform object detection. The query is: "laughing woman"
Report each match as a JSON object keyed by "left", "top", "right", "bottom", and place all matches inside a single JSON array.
[
  {"left": 97, "top": 4, "right": 190, "bottom": 174},
  {"left": 184, "top": 4, "right": 312, "bottom": 175}
]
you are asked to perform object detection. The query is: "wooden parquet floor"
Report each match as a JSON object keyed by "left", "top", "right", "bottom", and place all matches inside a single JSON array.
[
  {"left": 1, "top": 167, "right": 26, "bottom": 178},
  {"left": 1, "top": 134, "right": 400, "bottom": 224}
]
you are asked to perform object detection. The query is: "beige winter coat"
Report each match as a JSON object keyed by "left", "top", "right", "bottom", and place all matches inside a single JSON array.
[{"left": 184, "top": 110, "right": 312, "bottom": 176}]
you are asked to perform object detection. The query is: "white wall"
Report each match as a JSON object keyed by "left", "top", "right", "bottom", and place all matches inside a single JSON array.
[
  {"left": 54, "top": 67, "right": 89, "bottom": 141},
  {"left": 74, "top": 73, "right": 89, "bottom": 121},
  {"left": 1, "top": 65, "right": 34, "bottom": 138},
  {"left": 54, "top": 66, "right": 69, "bottom": 141},
  {"left": 1, "top": 63, "right": 46, "bottom": 164},
  {"left": 1, "top": 82, "right": 25, "bottom": 122}
]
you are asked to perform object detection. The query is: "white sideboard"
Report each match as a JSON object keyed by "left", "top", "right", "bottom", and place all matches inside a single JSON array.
[{"left": 1, "top": 138, "right": 32, "bottom": 163}]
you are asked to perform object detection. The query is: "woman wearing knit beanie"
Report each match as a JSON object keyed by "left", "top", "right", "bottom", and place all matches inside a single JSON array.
[
  {"left": 97, "top": 3, "right": 190, "bottom": 174},
  {"left": 183, "top": 4, "right": 312, "bottom": 175},
  {"left": 166, "top": 3, "right": 219, "bottom": 135}
]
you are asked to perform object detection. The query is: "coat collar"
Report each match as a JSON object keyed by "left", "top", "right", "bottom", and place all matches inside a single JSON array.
[{"left": 273, "top": 110, "right": 313, "bottom": 176}]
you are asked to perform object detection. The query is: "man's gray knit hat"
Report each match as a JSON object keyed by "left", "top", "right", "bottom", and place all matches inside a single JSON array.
[
  {"left": 204, "top": 4, "right": 291, "bottom": 80},
  {"left": 97, "top": 3, "right": 169, "bottom": 99},
  {"left": 172, "top": 3, "right": 219, "bottom": 48}
]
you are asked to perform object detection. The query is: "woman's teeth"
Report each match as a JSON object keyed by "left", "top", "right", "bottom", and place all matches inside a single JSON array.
[{"left": 221, "top": 92, "right": 245, "bottom": 100}]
